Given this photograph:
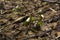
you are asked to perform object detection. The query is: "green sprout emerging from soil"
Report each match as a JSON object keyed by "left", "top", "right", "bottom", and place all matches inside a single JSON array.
[
  {"left": 30, "top": 17, "right": 35, "bottom": 22},
  {"left": 32, "top": 15, "right": 43, "bottom": 33},
  {"left": 23, "top": 15, "right": 43, "bottom": 33}
]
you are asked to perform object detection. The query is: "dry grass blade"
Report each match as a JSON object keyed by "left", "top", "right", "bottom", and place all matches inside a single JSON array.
[{"left": 13, "top": 16, "right": 29, "bottom": 24}]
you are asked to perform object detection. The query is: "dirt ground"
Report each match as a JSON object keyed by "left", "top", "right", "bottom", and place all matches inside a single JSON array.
[{"left": 0, "top": 0, "right": 60, "bottom": 40}]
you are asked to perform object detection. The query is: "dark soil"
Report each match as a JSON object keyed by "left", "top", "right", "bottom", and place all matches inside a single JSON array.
[{"left": 0, "top": 0, "right": 60, "bottom": 40}]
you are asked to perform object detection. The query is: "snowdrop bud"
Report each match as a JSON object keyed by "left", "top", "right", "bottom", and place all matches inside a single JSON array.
[{"left": 26, "top": 17, "right": 30, "bottom": 22}]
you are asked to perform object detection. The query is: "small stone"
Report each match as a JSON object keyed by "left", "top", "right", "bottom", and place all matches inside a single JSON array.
[
  {"left": 28, "top": 31, "right": 34, "bottom": 35},
  {"left": 41, "top": 14, "right": 44, "bottom": 18},
  {"left": 56, "top": 32, "right": 60, "bottom": 39}
]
